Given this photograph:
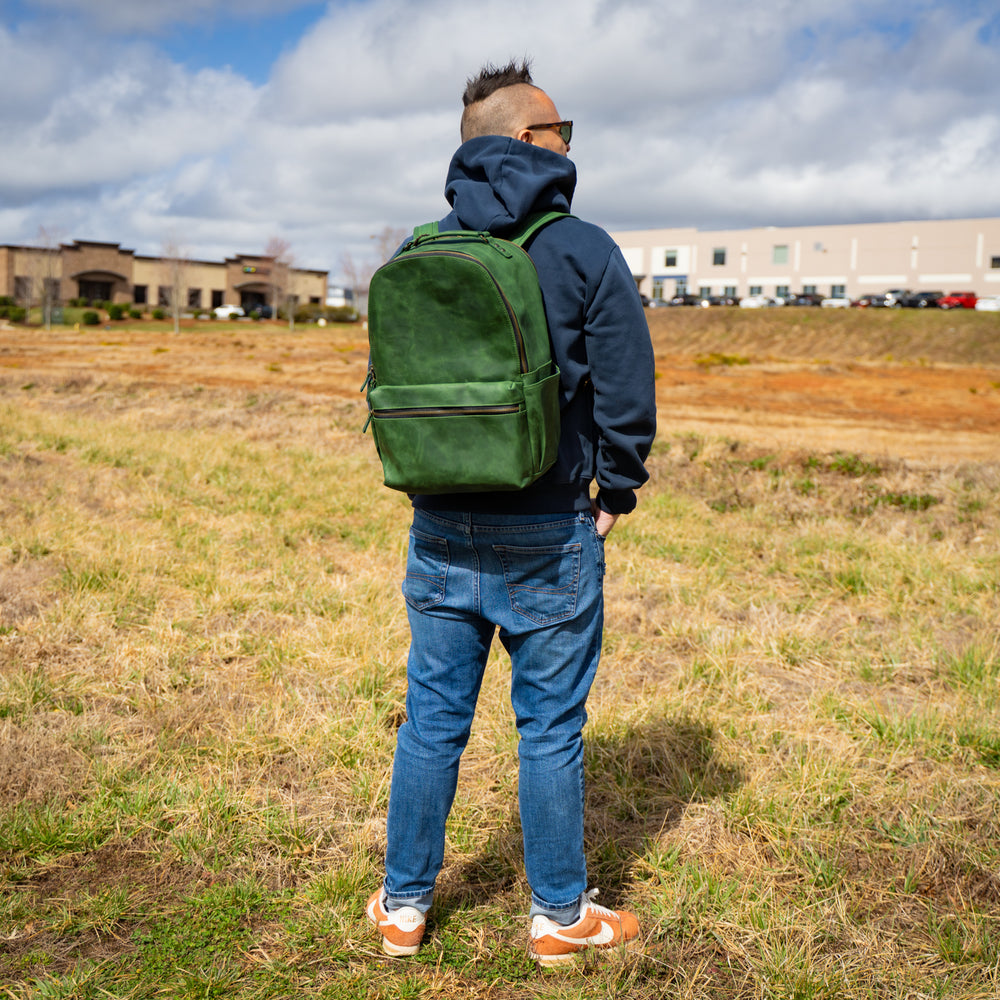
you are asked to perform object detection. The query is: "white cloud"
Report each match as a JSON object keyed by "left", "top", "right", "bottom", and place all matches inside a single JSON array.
[{"left": 3, "top": 0, "right": 999, "bottom": 281}]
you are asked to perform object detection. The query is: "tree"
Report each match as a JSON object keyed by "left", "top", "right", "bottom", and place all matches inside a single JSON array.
[
  {"left": 264, "top": 236, "right": 295, "bottom": 331},
  {"left": 35, "top": 226, "right": 63, "bottom": 331},
  {"left": 160, "top": 238, "right": 188, "bottom": 335},
  {"left": 340, "top": 225, "right": 407, "bottom": 318}
]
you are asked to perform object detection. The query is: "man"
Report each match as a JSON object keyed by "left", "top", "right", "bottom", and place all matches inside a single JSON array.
[{"left": 367, "top": 59, "right": 656, "bottom": 967}]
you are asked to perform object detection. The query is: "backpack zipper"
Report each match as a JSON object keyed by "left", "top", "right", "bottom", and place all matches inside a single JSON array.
[{"left": 372, "top": 403, "right": 520, "bottom": 418}]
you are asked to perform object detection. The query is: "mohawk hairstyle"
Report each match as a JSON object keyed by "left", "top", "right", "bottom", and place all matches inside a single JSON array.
[{"left": 462, "top": 58, "right": 534, "bottom": 107}]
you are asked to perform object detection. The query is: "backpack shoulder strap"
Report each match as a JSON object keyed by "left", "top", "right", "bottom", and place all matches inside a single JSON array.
[
  {"left": 412, "top": 221, "right": 439, "bottom": 240},
  {"left": 509, "top": 211, "right": 573, "bottom": 248}
]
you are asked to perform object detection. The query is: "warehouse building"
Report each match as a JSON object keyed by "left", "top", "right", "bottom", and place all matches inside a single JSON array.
[
  {"left": 0, "top": 239, "right": 328, "bottom": 313},
  {"left": 609, "top": 217, "right": 1000, "bottom": 303}
]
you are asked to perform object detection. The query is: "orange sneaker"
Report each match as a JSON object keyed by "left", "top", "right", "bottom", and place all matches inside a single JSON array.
[
  {"left": 528, "top": 889, "right": 639, "bottom": 967},
  {"left": 366, "top": 888, "right": 425, "bottom": 957}
]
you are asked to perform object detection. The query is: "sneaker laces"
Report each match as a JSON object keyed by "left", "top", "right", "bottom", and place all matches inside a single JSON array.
[{"left": 582, "top": 888, "right": 618, "bottom": 920}]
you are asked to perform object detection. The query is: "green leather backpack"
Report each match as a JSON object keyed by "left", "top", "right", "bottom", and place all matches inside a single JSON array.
[{"left": 364, "top": 212, "right": 566, "bottom": 494}]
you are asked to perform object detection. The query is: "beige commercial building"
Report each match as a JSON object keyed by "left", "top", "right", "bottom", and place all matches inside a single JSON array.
[
  {"left": 0, "top": 239, "right": 328, "bottom": 313},
  {"left": 610, "top": 217, "right": 1000, "bottom": 302}
]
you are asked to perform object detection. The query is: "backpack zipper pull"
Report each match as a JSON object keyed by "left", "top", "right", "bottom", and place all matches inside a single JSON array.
[
  {"left": 360, "top": 367, "right": 375, "bottom": 433},
  {"left": 485, "top": 234, "right": 513, "bottom": 258}
]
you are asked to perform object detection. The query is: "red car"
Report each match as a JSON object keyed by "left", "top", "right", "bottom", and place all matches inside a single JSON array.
[{"left": 938, "top": 291, "right": 977, "bottom": 310}]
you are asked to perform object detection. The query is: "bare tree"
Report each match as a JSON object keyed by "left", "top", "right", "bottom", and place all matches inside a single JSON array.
[
  {"left": 264, "top": 236, "right": 296, "bottom": 331},
  {"left": 36, "top": 226, "right": 63, "bottom": 331},
  {"left": 339, "top": 250, "right": 376, "bottom": 319},
  {"left": 340, "top": 225, "right": 407, "bottom": 318},
  {"left": 160, "top": 238, "right": 188, "bottom": 335},
  {"left": 373, "top": 225, "right": 408, "bottom": 265}
]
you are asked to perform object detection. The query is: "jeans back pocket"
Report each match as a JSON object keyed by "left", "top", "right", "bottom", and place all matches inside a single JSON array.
[
  {"left": 493, "top": 542, "right": 581, "bottom": 625},
  {"left": 403, "top": 529, "right": 449, "bottom": 610}
]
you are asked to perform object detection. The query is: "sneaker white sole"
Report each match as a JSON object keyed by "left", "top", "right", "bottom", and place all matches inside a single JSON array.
[
  {"left": 381, "top": 938, "right": 421, "bottom": 957},
  {"left": 530, "top": 936, "right": 638, "bottom": 968}
]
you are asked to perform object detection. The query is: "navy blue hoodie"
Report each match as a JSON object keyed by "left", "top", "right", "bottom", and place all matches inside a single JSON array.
[{"left": 413, "top": 135, "right": 656, "bottom": 516}]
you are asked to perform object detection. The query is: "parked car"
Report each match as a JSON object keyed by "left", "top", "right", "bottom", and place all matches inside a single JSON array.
[
  {"left": 975, "top": 295, "right": 1000, "bottom": 312},
  {"left": 786, "top": 293, "right": 824, "bottom": 306},
  {"left": 213, "top": 304, "right": 244, "bottom": 319},
  {"left": 647, "top": 297, "right": 672, "bottom": 308},
  {"left": 739, "top": 294, "right": 775, "bottom": 309},
  {"left": 884, "top": 289, "right": 912, "bottom": 308},
  {"left": 854, "top": 294, "right": 887, "bottom": 308},
  {"left": 820, "top": 294, "right": 853, "bottom": 308},
  {"left": 937, "top": 291, "right": 978, "bottom": 310},
  {"left": 245, "top": 303, "right": 273, "bottom": 318},
  {"left": 900, "top": 290, "right": 944, "bottom": 309},
  {"left": 669, "top": 294, "right": 702, "bottom": 307}
]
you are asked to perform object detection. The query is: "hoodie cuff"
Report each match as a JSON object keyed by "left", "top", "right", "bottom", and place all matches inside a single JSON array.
[{"left": 596, "top": 488, "right": 637, "bottom": 516}]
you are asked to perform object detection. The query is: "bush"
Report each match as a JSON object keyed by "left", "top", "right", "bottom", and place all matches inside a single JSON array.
[
  {"left": 0, "top": 296, "right": 14, "bottom": 308},
  {"left": 1, "top": 305, "right": 27, "bottom": 323},
  {"left": 294, "top": 302, "right": 360, "bottom": 324},
  {"left": 129, "top": 309, "right": 142, "bottom": 319},
  {"left": 108, "top": 304, "right": 125, "bottom": 321},
  {"left": 82, "top": 311, "right": 101, "bottom": 326},
  {"left": 152, "top": 308, "right": 165, "bottom": 320}
]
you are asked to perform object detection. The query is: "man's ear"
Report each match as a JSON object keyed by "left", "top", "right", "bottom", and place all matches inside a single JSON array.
[{"left": 515, "top": 128, "right": 534, "bottom": 145}]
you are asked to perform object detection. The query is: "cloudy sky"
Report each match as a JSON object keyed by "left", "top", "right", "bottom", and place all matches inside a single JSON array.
[{"left": 1, "top": 0, "right": 998, "bottom": 282}]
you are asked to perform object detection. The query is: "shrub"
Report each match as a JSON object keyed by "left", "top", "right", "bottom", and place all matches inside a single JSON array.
[
  {"left": 152, "top": 308, "right": 165, "bottom": 320},
  {"left": 4, "top": 306, "right": 27, "bottom": 323},
  {"left": 294, "top": 302, "right": 360, "bottom": 324},
  {"left": 108, "top": 304, "right": 125, "bottom": 321},
  {"left": 129, "top": 309, "right": 142, "bottom": 319},
  {"left": 82, "top": 311, "right": 101, "bottom": 326}
]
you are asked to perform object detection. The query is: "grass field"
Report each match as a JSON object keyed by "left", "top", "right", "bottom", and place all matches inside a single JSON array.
[{"left": 1, "top": 310, "right": 999, "bottom": 998}]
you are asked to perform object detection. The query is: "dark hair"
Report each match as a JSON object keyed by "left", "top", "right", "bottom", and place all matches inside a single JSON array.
[{"left": 462, "top": 59, "right": 533, "bottom": 107}]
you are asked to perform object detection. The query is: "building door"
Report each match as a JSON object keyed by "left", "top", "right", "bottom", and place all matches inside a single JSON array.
[{"left": 78, "top": 279, "right": 112, "bottom": 303}]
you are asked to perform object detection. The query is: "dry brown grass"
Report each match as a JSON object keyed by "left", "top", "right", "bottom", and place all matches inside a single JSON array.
[{"left": 1, "top": 313, "right": 999, "bottom": 998}]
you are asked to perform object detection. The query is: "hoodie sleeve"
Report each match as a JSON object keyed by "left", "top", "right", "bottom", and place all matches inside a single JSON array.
[{"left": 584, "top": 245, "right": 657, "bottom": 515}]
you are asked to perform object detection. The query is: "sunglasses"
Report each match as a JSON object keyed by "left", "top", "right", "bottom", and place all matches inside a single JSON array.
[{"left": 525, "top": 120, "right": 573, "bottom": 145}]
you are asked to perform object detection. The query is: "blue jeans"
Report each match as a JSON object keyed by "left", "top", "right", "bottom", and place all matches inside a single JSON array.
[{"left": 383, "top": 508, "right": 606, "bottom": 922}]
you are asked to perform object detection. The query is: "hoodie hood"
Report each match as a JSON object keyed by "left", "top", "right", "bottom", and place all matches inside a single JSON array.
[{"left": 444, "top": 135, "right": 576, "bottom": 236}]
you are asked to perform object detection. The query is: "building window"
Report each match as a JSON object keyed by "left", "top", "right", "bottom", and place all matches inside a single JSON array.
[
  {"left": 43, "top": 278, "right": 60, "bottom": 303},
  {"left": 187, "top": 288, "right": 202, "bottom": 309},
  {"left": 772, "top": 244, "right": 789, "bottom": 265},
  {"left": 664, "top": 249, "right": 678, "bottom": 267},
  {"left": 133, "top": 285, "right": 147, "bottom": 304},
  {"left": 699, "top": 286, "right": 712, "bottom": 299},
  {"left": 803, "top": 284, "right": 816, "bottom": 295},
  {"left": 211, "top": 289, "right": 224, "bottom": 308},
  {"left": 712, "top": 247, "right": 726, "bottom": 266},
  {"left": 749, "top": 285, "right": 762, "bottom": 296},
  {"left": 14, "top": 276, "right": 31, "bottom": 301},
  {"left": 992, "top": 256, "right": 1000, "bottom": 269},
  {"left": 309, "top": 296, "right": 320, "bottom": 304},
  {"left": 158, "top": 286, "right": 172, "bottom": 307},
  {"left": 831, "top": 284, "right": 846, "bottom": 297},
  {"left": 776, "top": 285, "right": 790, "bottom": 299},
  {"left": 651, "top": 277, "right": 667, "bottom": 300},
  {"left": 676, "top": 281, "right": 688, "bottom": 295},
  {"left": 724, "top": 285, "right": 737, "bottom": 298}
]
